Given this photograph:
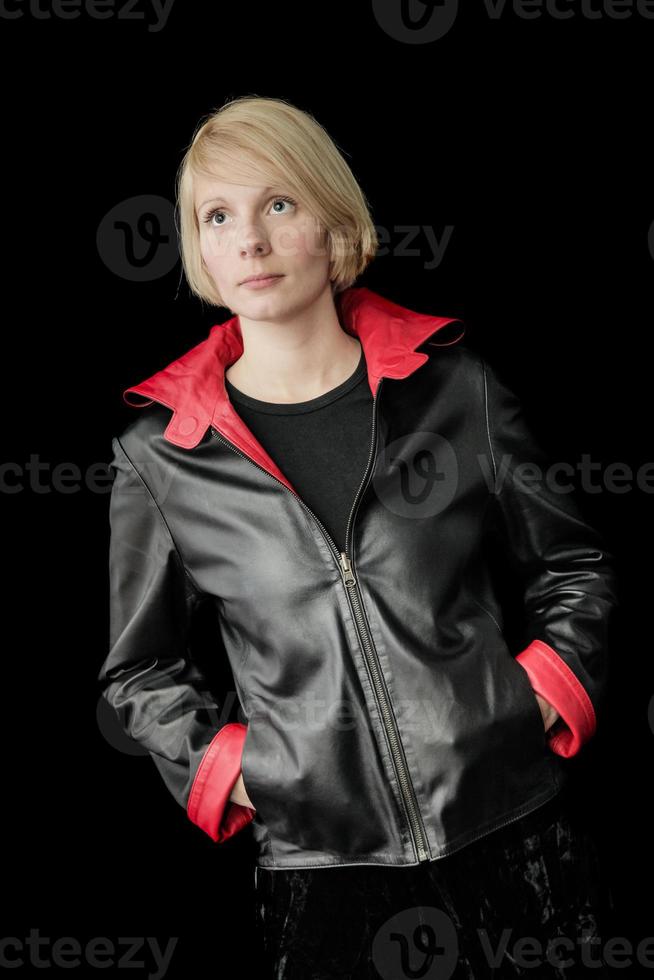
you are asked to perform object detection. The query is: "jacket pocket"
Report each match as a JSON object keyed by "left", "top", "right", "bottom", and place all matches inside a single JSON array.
[
  {"left": 505, "top": 651, "right": 547, "bottom": 748},
  {"left": 239, "top": 725, "right": 260, "bottom": 815},
  {"left": 236, "top": 702, "right": 402, "bottom": 855},
  {"left": 239, "top": 721, "right": 284, "bottom": 827}
]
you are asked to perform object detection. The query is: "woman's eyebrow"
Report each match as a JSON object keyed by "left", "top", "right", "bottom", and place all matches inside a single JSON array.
[{"left": 196, "top": 186, "right": 284, "bottom": 214}]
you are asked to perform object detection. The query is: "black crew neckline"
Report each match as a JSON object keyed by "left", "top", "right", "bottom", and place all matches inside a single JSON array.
[{"left": 224, "top": 345, "right": 367, "bottom": 415}]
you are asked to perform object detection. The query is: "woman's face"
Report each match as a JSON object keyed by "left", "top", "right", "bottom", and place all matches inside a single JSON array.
[{"left": 194, "top": 174, "right": 331, "bottom": 317}]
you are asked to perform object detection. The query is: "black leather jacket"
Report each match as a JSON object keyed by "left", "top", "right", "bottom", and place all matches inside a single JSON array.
[{"left": 98, "top": 286, "right": 619, "bottom": 870}]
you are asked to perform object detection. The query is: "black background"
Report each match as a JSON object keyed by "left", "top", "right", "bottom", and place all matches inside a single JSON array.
[{"left": 3, "top": 1, "right": 652, "bottom": 975}]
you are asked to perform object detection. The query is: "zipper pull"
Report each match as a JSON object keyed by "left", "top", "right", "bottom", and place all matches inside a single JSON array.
[{"left": 339, "top": 552, "right": 356, "bottom": 586}]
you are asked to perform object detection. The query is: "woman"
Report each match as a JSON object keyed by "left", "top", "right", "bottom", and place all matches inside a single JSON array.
[{"left": 99, "top": 96, "right": 619, "bottom": 978}]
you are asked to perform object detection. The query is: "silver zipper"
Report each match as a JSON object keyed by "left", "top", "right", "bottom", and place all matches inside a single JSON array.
[{"left": 209, "top": 376, "right": 431, "bottom": 863}]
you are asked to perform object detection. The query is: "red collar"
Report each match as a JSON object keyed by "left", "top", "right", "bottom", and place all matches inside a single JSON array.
[{"left": 123, "top": 286, "right": 463, "bottom": 488}]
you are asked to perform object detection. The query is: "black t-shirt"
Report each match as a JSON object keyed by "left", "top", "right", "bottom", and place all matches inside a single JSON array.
[{"left": 224, "top": 344, "right": 372, "bottom": 555}]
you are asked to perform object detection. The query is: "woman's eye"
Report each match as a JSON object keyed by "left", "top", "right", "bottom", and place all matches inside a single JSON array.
[
  {"left": 205, "top": 210, "right": 225, "bottom": 226},
  {"left": 203, "top": 196, "right": 297, "bottom": 227},
  {"left": 270, "top": 197, "right": 297, "bottom": 214}
]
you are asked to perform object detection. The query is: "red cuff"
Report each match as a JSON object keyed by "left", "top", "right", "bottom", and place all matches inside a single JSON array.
[
  {"left": 515, "top": 639, "right": 596, "bottom": 758},
  {"left": 187, "top": 722, "right": 255, "bottom": 842}
]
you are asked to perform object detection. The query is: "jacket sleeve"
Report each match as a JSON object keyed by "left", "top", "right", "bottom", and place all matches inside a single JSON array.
[
  {"left": 481, "top": 356, "right": 619, "bottom": 758},
  {"left": 97, "top": 435, "right": 255, "bottom": 843}
]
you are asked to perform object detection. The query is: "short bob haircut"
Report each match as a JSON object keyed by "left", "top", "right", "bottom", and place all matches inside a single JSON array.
[{"left": 175, "top": 95, "right": 379, "bottom": 311}]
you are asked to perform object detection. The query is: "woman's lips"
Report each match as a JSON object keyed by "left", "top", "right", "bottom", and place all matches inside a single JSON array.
[{"left": 240, "top": 275, "right": 284, "bottom": 290}]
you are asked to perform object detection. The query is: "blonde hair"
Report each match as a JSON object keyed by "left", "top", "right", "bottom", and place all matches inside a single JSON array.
[{"left": 175, "top": 95, "right": 379, "bottom": 310}]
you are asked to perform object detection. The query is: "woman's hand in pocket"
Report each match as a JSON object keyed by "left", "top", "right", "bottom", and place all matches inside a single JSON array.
[
  {"left": 230, "top": 771, "right": 256, "bottom": 810},
  {"left": 534, "top": 692, "right": 560, "bottom": 733}
]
